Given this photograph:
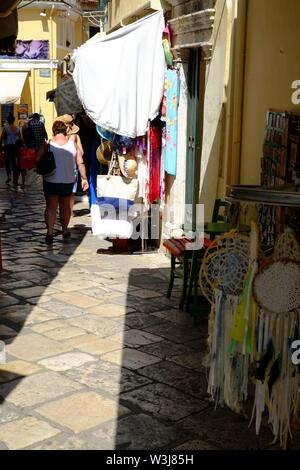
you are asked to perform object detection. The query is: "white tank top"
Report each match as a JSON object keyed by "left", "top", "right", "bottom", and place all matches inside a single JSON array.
[{"left": 44, "top": 139, "right": 76, "bottom": 184}]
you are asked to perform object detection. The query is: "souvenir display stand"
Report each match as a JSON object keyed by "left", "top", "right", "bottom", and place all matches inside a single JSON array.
[{"left": 202, "top": 184, "right": 300, "bottom": 447}]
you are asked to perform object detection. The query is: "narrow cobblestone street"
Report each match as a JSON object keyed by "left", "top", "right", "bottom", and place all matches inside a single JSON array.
[{"left": 0, "top": 169, "right": 298, "bottom": 450}]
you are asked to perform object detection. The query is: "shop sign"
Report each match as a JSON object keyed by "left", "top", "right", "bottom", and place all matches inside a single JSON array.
[
  {"left": 17, "top": 104, "right": 28, "bottom": 120},
  {"left": 39, "top": 69, "right": 51, "bottom": 78}
]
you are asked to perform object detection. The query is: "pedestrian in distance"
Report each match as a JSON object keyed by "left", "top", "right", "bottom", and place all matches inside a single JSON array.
[
  {"left": 36, "top": 119, "right": 89, "bottom": 244},
  {"left": 0, "top": 114, "right": 21, "bottom": 187},
  {"left": 26, "top": 112, "right": 48, "bottom": 151}
]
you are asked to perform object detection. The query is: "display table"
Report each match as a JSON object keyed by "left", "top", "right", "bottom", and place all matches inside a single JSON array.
[
  {"left": 204, "top": 221, "right": 250, "bottom": 235},
  {"left": 228, "top": 184, "right": 300, "bottom": 207}
]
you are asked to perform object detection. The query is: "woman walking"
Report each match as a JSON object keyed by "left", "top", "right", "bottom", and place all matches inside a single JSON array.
[
  {"left": 37, "top": 119, "right": 89, "bottom": 244},
  {"left": 54, "top": 114, "right": 84, "bottom": 212},
  {"left": 0, "top": 114, "right": 20, "bottom": 186}
]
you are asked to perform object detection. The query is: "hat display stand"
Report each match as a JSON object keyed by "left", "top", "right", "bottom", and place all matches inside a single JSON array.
[{"left": 250, "top": 231, "right": 300, "bottom": 449}]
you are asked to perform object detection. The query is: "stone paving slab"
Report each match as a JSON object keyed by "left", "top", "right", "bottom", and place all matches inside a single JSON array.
[
  {"left": 67, "top": 315, "right": 125, "bottom": 338},
  {"left": 0, "top": 296, "right": 20, "bottom": 308},
  {"left": 102, "top": 348, "right": 161, "bottom": 370},
  {"left": 6, "top": 333, "right": 73, "bottom": 361},
  {"left": 0, "top": 360, "right": 41, "bottom": 383},
  {"left": 64, "top": 361, "right": 152, "bottom": 397},
  {"left": 0, "top": 371, "right": 83, "bottom": 407},
  {"left": 0, "top": 416, "right": 60, "bottom": 450},
  {"left": 124, "top": 312, "right": 162, "bottom": 329},
  {"left": 0, "top": 402, "right": 26, "bottom": 425},
  {"left": 40, "top": 300, "right": 87, "bottom": 318},
  {"left": 88, "top": 303, "right": 134, "bottom": 317},
  {"left": 0, "top": 325, "right": 18, "bottom": 339},
  {"left": 29, "top": 431, "right": 114, "bottom": 450},
  {"left": 92, "top": 413, "right": 194, "bottom": 450},
  {"left": 67, "top": 337, "right": 122, "bottom": 356},
  {"left": 139, "top": 340, "right": 194, "bottom": 360},
  {"left": 38, "top": 352, "right": 97, "bottom": 372},
  {"left": 121, "top": 383, "right": 210, "bottom": 422},
  {"left": 179, "top": 408, "right": 274, "bottom": 450},
  {"left": 138, "top": 360, "right": 209, "bottom": 400},
  {"left": 175, "top": 439, "right": 220, "bottom": 450},
  {"left": 51, "top": 292, "right": 102, "bottom": 309},
  {"left": 37, "top": 391, "right": 130, "bottom": 433},
  {"left": 108, "top": 329, "right": 163, "bottom": 348}
]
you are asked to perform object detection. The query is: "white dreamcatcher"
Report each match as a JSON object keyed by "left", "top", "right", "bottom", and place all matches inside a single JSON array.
[
  {"left": 199, "top": 230, "right": 256, "bottom": 412},
  {"left": 251, "top": 231, "right": 300, "bottom": 449}
]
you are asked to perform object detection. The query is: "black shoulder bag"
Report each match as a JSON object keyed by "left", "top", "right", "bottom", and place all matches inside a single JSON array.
[{"left": 36, "top": 142, "right": 56, "bottom": 176}]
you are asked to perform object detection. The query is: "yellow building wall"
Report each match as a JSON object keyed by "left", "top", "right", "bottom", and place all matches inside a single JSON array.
[
  {"left": 199, "top": 0, "right": 235, "bottom": 220},
  {"left": 18, "top": 9, "right": 57, "bottom": 57},
  {"left": 16, "top": 8, "right": 83, "bottom": 135},
  {"left": 240, "top": 0, "right": 300, "bottom": 185},
  {"left": 108, "top": 0, "right": 168, "bottom": 30}
]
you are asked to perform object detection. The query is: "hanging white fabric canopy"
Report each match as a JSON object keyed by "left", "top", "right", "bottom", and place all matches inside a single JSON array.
[
  {"left": 0, "top": 71, "right": 28, "bottom": 104},
  {"left": 73, "top": 10, "right": 166, "bottom": 138}
]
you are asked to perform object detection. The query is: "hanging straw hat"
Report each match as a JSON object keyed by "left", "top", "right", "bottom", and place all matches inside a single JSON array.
[
  {"left": 54, "top": 114, "right": 79, "bottom": 135},
  {"left": 96, "top": 140, "right": 113, "bottom": 166},
  {"left": 118, "top": 152, "right": 138, "bottom": 178}
]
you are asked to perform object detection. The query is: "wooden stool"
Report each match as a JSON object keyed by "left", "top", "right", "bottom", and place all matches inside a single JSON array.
[{"left": 163, "top": 237, "right": 194, "bottom": 310}]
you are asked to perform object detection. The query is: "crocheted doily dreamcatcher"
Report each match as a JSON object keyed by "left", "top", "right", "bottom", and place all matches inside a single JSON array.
[
  {"left": 251, "top": 233, "right": 300, "bottom": 449},
  {"left": 253, "top": 260, "right": 300, "bottom": 314},
  {"left": 273, "top": 231, "right": 300, "bottom": 262}
]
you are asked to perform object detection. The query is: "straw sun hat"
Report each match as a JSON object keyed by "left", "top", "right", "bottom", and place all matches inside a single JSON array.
[
  {"left": 118, "top": 153, "right": 137, "bottom": 178},
  {"left": 54, "top": 114, "right": 79, "bottom": 135},
  {"left": 96, "top": 140, "right": 114, "bottom": 166},
  {"left": 96, "top": 143, "right": 137, "bottom": 179}
]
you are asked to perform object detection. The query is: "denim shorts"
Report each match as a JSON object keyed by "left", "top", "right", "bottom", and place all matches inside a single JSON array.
[{"left": 43, "top": 180, "right": 74, "bottom": 198}]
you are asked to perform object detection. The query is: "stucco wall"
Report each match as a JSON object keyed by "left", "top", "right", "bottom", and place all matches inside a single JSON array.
[
  {"left": 16, "top": 8, "right": 82, "bottom": 134},
  {"left": 240, "top": 0, "right": 300, "bottom": 185},
  {"left": 199, "top": 0, "right": 233, "bottom": 220}
]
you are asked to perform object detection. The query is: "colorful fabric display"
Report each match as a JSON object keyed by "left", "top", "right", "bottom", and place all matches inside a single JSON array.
[
  {"left": 163, "top": 68, "right": 180, "bottom": 176},
  {"left": 162, "top": 26, "right": 173, "bottom": 66},
  {"left": 148, "top": 125, "right": 161, "bottom": 204},
  {"left": 136, "top": 136, "right": 148, "bottom": 204}
]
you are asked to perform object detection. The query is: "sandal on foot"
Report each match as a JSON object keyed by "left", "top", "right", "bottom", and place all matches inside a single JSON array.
[
  {"left": 62, "top": 232, "right": 71, "bottom": 239},
  {"left": 45, "top": 234, "right": 53, "bottom": 244}
]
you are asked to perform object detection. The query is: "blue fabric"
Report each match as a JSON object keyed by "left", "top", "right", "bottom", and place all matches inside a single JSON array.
[
  {"left": 98, "top": 197, "right": 134, "bottom": 211},
  {"left": 89, "top": 132, "right": 100, "bottom": 207},
  {"left": 164, "top": 69, "right": 180, "bottom": 176},
  {"left": 90, "top": 133, "right": 133, "bottom": 214},
  {"left": 96, "top": 125, "right": 114, "bottom": 141}
]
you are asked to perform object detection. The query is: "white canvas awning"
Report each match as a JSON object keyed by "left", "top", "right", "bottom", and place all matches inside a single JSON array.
[{"left": 0, "top": 71, "right": 28, "bottom": 104}]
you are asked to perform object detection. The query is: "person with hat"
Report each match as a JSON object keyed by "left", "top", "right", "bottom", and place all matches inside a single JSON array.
[
  {"left": 54, "top": 114, "right": 84, "bottom": 211},
  {"left": 37, "top": 119, "right": 89, "bottom": 244}
]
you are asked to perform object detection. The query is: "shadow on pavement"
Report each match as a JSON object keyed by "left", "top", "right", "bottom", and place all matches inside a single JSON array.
[
  {"left": 110, "top": 269, "right": 279, "bottom": 450},
  {"left": 0, "top": 173, "right": 89, "bottom": 403}
]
